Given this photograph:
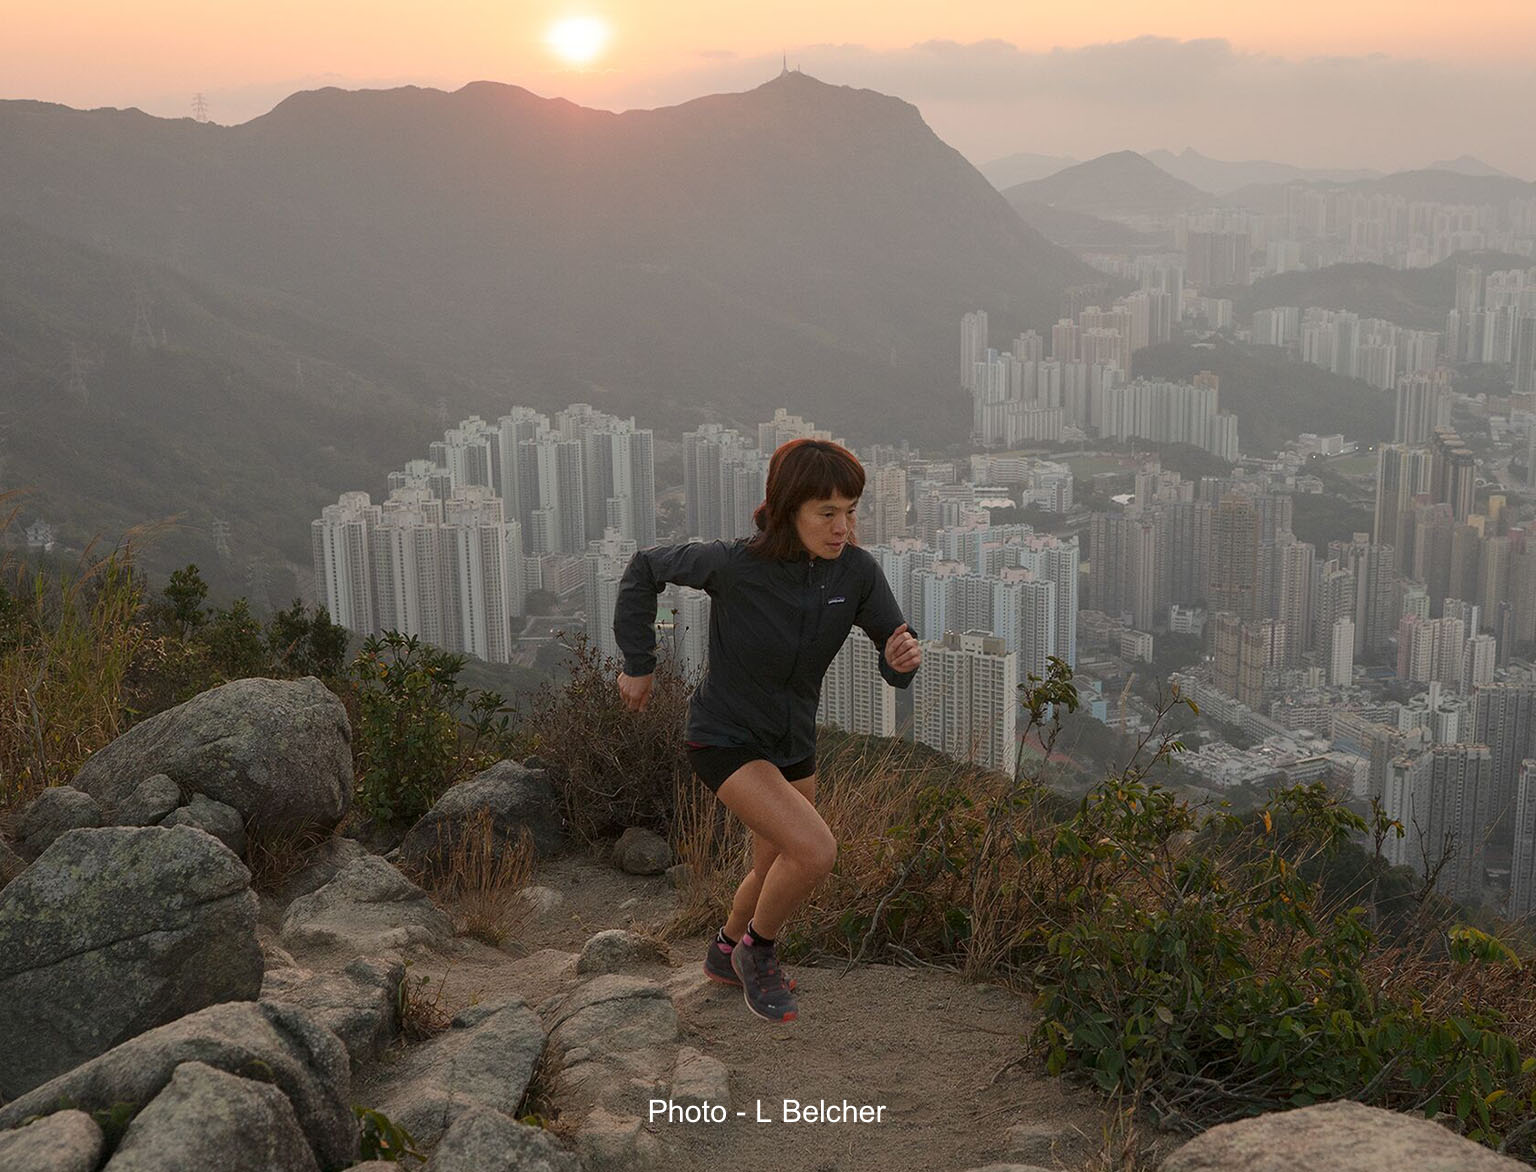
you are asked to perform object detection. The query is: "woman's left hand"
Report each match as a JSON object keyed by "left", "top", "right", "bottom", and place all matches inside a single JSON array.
[{"left": 885, "top": 623, "right": 922, "bottom": 672}]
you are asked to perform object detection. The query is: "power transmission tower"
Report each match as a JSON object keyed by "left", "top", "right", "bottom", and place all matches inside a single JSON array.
[
  {"left": 130, "top": 289, "right": 157, "bottom": 353},
  {"left": 211, "top": 518, "right": 232, "bottom": 562},
  {"left": 295, "top": 358, "right": 305, "bottom": 394},
  {"left": 192, "top": 93, "right": 209, "bottom": 122}
]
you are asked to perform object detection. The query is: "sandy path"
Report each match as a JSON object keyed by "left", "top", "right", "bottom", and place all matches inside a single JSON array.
[{"left": 350, "top": 851, "right": 1120, "bottom": 1172}]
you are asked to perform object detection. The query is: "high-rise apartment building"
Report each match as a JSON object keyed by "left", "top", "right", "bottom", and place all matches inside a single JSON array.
[
  {"left": 915, "top": 630, "right": 1018, "bottom": 777},
  {"left": 817, "top": 628, "right": 899, "bottom": 739}
]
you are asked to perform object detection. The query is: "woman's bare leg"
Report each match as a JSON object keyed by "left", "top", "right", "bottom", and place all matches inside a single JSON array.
[
  {"left": 722, "top": 772, "right": 818, "bottom": 939},
  {"left": 715, "top": 763, "right": 831, "bottom": 939}
]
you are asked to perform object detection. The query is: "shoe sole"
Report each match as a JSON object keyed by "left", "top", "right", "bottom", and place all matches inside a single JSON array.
[
  {"left": 730, "top": 952, "right": 799, "bottom": 1023},
  {"left": 740, "top": 985, "right": 797, "bottom": 1023}
]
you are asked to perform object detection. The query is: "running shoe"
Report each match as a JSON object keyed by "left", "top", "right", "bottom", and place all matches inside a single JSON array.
[
  {"left": 704, "top": 937, "right": 796, "bottom": 989},
  {"left": 730, "top": 939, "right": 799, "bottom": 1023}
]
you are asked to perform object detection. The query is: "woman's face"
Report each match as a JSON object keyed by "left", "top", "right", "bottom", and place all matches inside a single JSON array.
[{"left": 794, "top": 494, "right": 857, "bottom": 559}]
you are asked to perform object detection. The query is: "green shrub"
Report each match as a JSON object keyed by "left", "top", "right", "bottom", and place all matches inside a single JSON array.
[
  {"left": 349, "top": 631, "right": 522, "bottom": 825},
  {"left": 354, "top": 1105, "right": 424, "bottom": 1163},
  {"left": 1030, "top": 771, "right": 1536, "bottom": 1147}
]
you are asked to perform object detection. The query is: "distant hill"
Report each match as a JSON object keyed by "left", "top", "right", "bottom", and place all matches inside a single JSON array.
[
  {"left": 1002, "top": 151, "right": 1213, "bottom": 219},
  {"left": 1144, "top": 148, "right": 1379, "bottom": 196},
  {"left": 0, "top": 74, "right": 1098, "bottom": 579},
  {"left": 977, "top": 151, "right": 1077, "bottom": 190},
  {"left": 1228, "top": 250, "right": 1536, "bottom": 332},
  {"left": 1425, "top": 155, "right": 1521, "bottom": 180},
  {"left": 1223, "top": 167, "right": 1536, "bottom": 213},
  {"left": 1133, "top": 339, "right": 1393, "bottom": 453},
  {"left": 1008, "top": 202, "right": 1158, "bottom": 251}
]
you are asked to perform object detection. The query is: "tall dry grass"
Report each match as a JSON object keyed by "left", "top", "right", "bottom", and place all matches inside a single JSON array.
[
  {"left": 0, "top": 499, "right": 166, "bottom": 826},
  {"left": 410, "top": 810, "right": 535, "bottom": 948}
]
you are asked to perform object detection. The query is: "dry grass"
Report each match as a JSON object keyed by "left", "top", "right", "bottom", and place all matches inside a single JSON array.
[
  {"left": 396, "top": 961, "right": 455, "bottom": 1042},
  {"left": 413, "top": 809, "right": 535, "bottom": 948},
  {"left": 1081, "top": 1099, "right": 1177, "bottom": 1172},
  {"left": 244, "top": 824, "right": 335, "bottom": 895},
  {"left": 0, "top": 499, "right": 165, "bottom": 821},
  {"left": 525, "top": 634, "right": 694, "bottom": 843}
]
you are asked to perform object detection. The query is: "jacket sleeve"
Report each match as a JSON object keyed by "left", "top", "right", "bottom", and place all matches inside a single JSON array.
[
  {"left": 854, "top": 557, "right": 919, "bottom": 689},
  {"left": 613, "top": 541, "right": 731, "bottom": 676}
]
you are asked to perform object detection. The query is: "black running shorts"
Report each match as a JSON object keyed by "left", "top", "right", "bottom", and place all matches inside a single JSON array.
[{"left": 685, "top": 742, "right": 817, "bottom": 793}]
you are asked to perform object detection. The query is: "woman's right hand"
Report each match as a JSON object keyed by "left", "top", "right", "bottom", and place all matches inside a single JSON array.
[{"left": 618, "top": 671, "right": 654, "bottom": 712}]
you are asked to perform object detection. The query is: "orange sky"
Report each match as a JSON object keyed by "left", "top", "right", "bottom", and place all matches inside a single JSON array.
[
  {"left": 5, "top": 3, "right": 1535, "bottom": 174},
  {"left": 6, "top": 0, "right": 1533, "bottom": 108}
]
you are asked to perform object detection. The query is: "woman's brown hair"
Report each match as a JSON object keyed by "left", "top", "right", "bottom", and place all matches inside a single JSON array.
[{"left": 746, "top": 439, "right": 866, "bottom": 560}]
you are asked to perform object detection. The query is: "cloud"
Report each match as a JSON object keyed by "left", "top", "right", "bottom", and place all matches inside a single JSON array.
[{"left": 576, "top": 37, "right": 1536, "bottom": 178}]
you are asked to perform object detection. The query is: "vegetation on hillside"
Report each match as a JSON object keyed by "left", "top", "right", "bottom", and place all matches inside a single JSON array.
[{"left": 7, "top": 505, "right": 1536, "bottom": 1162}]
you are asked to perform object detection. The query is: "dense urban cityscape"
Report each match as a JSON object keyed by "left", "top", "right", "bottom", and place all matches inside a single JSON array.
[{"left": 313, "top": 226, "right": 1536, "bottom": 925}]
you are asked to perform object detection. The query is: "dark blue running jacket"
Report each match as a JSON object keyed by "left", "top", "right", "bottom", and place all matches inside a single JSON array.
[{"left": 612, "top": 537, "right": 919, "bottom": 765}]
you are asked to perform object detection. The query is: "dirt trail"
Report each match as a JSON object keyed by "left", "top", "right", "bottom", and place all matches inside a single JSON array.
[{"left": 357, "top": 852, "right": 1124, "bottom": 1172}]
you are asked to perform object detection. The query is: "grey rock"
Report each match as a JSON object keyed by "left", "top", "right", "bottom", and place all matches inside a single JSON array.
[
  {"left": 115, "top": 773, "right": 182, "bottom": 827},
  {"left": 0, "top": 825, "right": 263, "bottom": 1098},
  {"left": 71, "top": 676, "right": 352, "bottom": 837},
  {"left": 959, "top": 1166, "right": 1056, "bottom": 1172},
  {"left": 0, "top": 999, "right": 357, "bottom": 1170},
  {"left": 280, "top": 856, "right": 453, "bottom": 955},
  {"left": 665, "top": 862, "right": 690, "bottom": 889},
  {"left": 17, "top": 786, "right": 101, "bottom": 858},
  {"left": 546, "top": 974, "right": 678, "bottom": 1054},
  {"left": 577, "top": 929, "right": 664, "bottom": 976},
  {"left": 0, "top": 1110, "right": 104, "bottom": 1172},
  {"left": 429, "top": 1106, "right": 582, "bottom": 1172},
  {"left": 612, "top": 827, "right": 671, "bottom": 875},
  {"left": 275, "top": 836, "right": 370, "bottom": 905},
  {"left": 670, "top": 1047, "right": 730, "bottom": 1111},
  {"left": 261, "top": 956, "right": 405, "bottom": 1068},
  {"left": 574, "top": 1107, "right": 664, "bottom": 1172},
  {"left": 398, "top": 760, "right": 566, "bottom": 880},
  {"left": 0, "top": 837, "right": 23, "bottom": 889},
  {"left": 1159, "top": 1100, "right": 1528, "bottom": 1171},
  {"left": 371, "top": 1000, "right": 547, "bottom": 1148},
  {"left": 103, "top": 1060, "right": 319, "bottom": 1172},
  {"left": 163, "top": 794, "right": 248, "bottom": 856}
]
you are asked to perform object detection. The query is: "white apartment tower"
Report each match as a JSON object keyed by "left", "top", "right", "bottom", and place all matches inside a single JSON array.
[
  {"left": 586, "top": 527, "right": 639, "bottom": 665},
  {"left": 915, "top": 630, "right": 1018, "bottom": 777},
  {"left": 817, "top": 629, "right": 899, "bottom": 739},
  {"left": 312, "top": 491, "right": 381, "bottom": 634}
]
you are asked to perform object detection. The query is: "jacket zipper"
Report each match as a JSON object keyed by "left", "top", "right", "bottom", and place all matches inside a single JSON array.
[{"left": 783, "top": 554, "right": 814, "bottom": 751}]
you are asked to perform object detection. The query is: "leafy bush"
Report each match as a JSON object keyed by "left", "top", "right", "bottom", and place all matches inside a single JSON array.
[{"left": 349, "top": 632, "right": 520, "bottom": 825}]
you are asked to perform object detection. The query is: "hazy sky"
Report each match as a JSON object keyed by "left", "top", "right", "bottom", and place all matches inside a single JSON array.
[{"left": 6, "top": 2, "right": 1535, "bottom": 177}]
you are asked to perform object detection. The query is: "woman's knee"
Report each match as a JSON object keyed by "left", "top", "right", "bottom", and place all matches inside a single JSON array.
[{"left": 799, "top": 829, "right": 837, "bottom": 879}]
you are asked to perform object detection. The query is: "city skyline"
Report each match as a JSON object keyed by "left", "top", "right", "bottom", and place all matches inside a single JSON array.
[{"left": 6, "top": 5, "right": 1536, "bottom": 177}]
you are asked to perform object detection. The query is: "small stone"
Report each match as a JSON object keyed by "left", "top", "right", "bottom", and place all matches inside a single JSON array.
[
  {"left": 577, "top": 929, "right": 664, "bottom": 976},
  {"left": 0, "top": 1109, "right": 104, "bottom": 1172},
  {"left": 116, "top": 774, "right": 182, "bottom": 827},
  {"left": 670, "top": 1047, "right": 730, "bottom": 1111},
  {"left": 17, "top": 788, "right": 102, "bottom": 858},
  {"left": 518, "top": 885, "right": 564, "bottom": 916},
  {"left": 612, "top": 828, "right": 670, "bottom": 875},
  {"left": 163, "top": 794, "right": 247, "bottom": 856}
]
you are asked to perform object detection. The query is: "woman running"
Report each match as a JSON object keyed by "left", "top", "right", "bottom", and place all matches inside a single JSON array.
[{"left": 612, "top": 438, "right": 922, "bottom": 1023}]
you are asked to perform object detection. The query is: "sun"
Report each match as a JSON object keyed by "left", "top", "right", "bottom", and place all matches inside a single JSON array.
[{"left": 544, "top": 16, "right": 611, "bottom": 66}]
